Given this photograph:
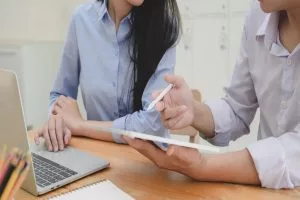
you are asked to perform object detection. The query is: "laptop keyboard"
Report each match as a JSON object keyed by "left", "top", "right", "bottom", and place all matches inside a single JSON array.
[{"left": 32, "top": 153, "right": 78, "bottom": 188}]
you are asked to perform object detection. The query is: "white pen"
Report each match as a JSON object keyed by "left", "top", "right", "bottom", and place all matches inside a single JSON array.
[{"left": 147, "top": 84, "right": 174, "bottom": 111}]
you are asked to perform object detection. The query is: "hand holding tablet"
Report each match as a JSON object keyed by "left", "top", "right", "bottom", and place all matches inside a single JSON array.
[{"left": 91, "top": 125, "right": 220, "bottom": 153}]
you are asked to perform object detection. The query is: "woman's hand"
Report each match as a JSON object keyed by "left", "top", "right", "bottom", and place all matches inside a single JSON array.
[
  {"left": 154, "top": 75, "right": 195, "bottom": 130},
  {"left": 34, "top": 96, "right": 84, "bottom": 152},
  {"left": 34, "top": 115, "right": 71, "bottom": 152},
  {"left": 52, "top": 96, "right": 84, "bottom": 135},
  {"left": 123, "top": 136, "right": 206, "bottom": 177}
]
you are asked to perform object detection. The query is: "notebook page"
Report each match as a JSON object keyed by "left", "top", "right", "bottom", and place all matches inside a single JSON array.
[{"left": 49, "top": 180, "right": 135, "bottom": 200}]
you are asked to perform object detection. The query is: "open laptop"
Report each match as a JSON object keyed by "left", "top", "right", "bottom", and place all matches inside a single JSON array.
[{"left": 0, "top": 70, "right": 110, "bottom": 196}]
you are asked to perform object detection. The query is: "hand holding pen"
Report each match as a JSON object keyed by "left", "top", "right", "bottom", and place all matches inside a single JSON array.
[{"left": 148, "top": 75, "right": 195, "bottom": 130}]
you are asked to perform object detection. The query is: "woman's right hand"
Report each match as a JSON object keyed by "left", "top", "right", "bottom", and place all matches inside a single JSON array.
[
  {"left": 34, "top": 115, "right": 72, "bottom": 152},
  {"left": 154, "top": 75, "right": 195, "bottom": 130}
]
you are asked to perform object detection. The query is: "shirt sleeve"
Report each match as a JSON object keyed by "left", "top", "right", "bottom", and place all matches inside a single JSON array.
[
  {"left": 205, "top": 13, "right": 259, "bottom": 146},
  {"left": 112, "top": 47, "right": 176, "bottom": 146},
  {"left": 49, "top": 11, "right": 80, "bottom": 115},
  {"left": 247, "top": 129, "right": 300, "bottom": 189}
]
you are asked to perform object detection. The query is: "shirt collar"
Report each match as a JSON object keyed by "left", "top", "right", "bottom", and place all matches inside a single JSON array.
[
  {"left": 94, "top": 0, "right": 133, "bottom": 24},
  {"left": 256, "top": 12, "right": 279, "bottom": 51},
  {"left": 273, "top": 32, "right": 290, "bottom": 57},
  {"left": 94, "top": 0, "right": 108, "bottom": 21}
]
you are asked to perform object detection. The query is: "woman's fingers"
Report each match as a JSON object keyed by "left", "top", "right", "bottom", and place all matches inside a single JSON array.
[
  {"left": 55, "top": 116, "right": 65, "bottom": 151},
  {"left": 43, "top": 124, "right": 53, "bottom": 152},
  {"left": 34, "top": 128, "right": 43, "bottom": 145},
  {"left": 35, "top": 116, "right": 71, "bottom": 152},
  {"left": 64, "top": 127, "right": 72, "bottom": 146},
  {"left": 48, "top": 117, "right": 59, "bottom": 152}
]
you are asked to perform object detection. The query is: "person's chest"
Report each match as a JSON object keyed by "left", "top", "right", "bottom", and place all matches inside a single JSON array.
[
  {"left": 74, "top": 14, "right": 134, "bottom": 117},
  {"left": 249, "top": 40, "right": 300, "bottom": 133}
]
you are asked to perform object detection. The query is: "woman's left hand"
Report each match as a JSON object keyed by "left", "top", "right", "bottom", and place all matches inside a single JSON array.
[{"left": 52, "top": 96, "right": 84, "bottom": 135}]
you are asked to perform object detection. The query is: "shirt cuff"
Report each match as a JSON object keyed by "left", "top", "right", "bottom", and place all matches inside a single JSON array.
[
  {"left": 247, "top": 138, "right": 294, "bottom": 189},
  {"left": 112, "top": 116, "right": 127, "bottom": 144},
  {"left": 112, "top": 114, "right": 169, "bottom": 150},
  {"left": 205, "top": 99, "right": 232, "bottom": 146}
]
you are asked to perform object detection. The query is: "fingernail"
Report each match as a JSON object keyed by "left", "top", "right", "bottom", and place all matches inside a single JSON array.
[{"left": 48, "top": 146, "right": 52, "bottom": 151}]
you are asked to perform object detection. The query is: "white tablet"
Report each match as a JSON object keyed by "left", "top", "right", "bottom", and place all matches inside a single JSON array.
[{"left": 92, "top": 126, "right": 220, "bottom": 153}]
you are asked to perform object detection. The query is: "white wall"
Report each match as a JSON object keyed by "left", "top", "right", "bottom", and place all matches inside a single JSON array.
[
  {"left": 0, "top": 0, "right": 87, "bottom": 42},
  {"left": 22, "top": 43, "right": 64, "bottom": 127},
  {"left": 174, "top": 0, "right": 258, "bottom": 151},
  {"left": 0, "top": 43, "right": 63, "bottom": 128},
  {"left": 0, "top": 0, "right": 88, "bottom": 128},
  {"left": 0, "top": 0, "right": 257, "bottom": 151}
]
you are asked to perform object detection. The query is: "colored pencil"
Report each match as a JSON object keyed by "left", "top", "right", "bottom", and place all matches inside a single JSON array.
[
  {"left": 0, "top": 149, "right": 30, "bottom": 200},
  {"left": 0, "top": 153, "right": 14, "bottom": 186},
  {"left": 0, "top": 145, "right": 7, "bottom": 173},
  {"left": 0, "top": 155, "right": 18, "bottom": 195},
  {"left": 1, "top": 158, "right": 25, "bottom": 200},
  {"left": 7, "top": 158, "right": 30, "bottom": 200}
]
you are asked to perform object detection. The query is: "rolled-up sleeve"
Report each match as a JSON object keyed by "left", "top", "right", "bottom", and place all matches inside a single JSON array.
[
  {"left": 205, "top": 15, "right": 258, "bottom": 146},
  {"left": 112, "top": 47, "right": 176, "bottom": 145},
  {"left": 49, "top": 10, "right": 81, "bottom": 114},
  {"left": 247, "top": 130, "right": 300, "bottom": 189}
]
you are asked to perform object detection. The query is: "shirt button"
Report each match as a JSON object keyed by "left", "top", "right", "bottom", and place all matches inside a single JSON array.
[{"left": 287, "top": 59, "right": 292, "bottom": 66}]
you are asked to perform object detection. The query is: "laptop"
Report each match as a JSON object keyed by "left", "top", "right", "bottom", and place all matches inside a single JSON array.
[{"left": 0, "top": 70, "right": 110, "bottom": 196}]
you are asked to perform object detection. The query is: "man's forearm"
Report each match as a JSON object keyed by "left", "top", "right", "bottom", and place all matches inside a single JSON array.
[
  {"left": 186, "top": 149, "right": 260, "bottom": 185},
  {"left": 192, "top": 101, "right": 215, "bottom": 138}
]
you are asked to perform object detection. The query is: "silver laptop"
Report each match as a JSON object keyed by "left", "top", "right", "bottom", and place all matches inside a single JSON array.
[{"left": 0, "top": 70, "right": 110, "bottom": 196}]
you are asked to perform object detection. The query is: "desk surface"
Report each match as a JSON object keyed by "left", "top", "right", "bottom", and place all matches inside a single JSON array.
[{"left": 16, "top": 132, "right": 300, "bottom": 200}]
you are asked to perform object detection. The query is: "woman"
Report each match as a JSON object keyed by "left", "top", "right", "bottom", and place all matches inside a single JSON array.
[
  {"left": 34, "top": 0, "right": 181, "bottom": 152},
  {"left": 125, "top": 0, "right": 300, "bottom": 189}
]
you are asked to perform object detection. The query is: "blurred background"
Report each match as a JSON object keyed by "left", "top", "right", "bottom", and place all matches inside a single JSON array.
[{"left": 0, "top": 0, "right": 258, "bottom": 151}]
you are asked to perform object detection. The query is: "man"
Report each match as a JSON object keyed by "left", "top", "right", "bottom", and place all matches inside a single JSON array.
[{"left": 124, "top": 0, "right": 300, "bottom": 189}]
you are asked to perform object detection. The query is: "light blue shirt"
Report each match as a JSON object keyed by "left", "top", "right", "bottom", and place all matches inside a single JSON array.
[{"left": 49, "top": 0, "right": 175, "bottom": 144}]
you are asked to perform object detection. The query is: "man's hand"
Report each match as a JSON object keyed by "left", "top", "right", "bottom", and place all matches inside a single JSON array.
[
  {"left": 123, "top": 136, "right": 205, "bottom": 176},
  {"left": 154, "top": 75, "right": 195, "bottom": 130},
  {"left": 124, "top": 136, "right": 260, "bottom": 186},
  {"left": 52, "top": 96, "right": 84, "bottom": 135}
]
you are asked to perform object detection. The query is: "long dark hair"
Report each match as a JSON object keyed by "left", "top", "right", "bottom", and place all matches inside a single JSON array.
[{"left": 98, "top": 0, "right": 181, "bottom": 111}]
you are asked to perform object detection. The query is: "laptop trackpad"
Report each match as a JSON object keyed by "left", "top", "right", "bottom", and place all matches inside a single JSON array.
[{"left": 29, "top": 140, "right": 109, "bottom": 174}]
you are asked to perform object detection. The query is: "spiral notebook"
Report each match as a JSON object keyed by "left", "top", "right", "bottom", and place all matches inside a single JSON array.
[{"left": 48, "top": 180, "right": 135, "bottom": 200}]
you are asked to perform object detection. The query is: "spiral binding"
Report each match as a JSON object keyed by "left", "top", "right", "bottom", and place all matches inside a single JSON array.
[{"left": 48, "top": 179, "right": 108, "bottom": 200}]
